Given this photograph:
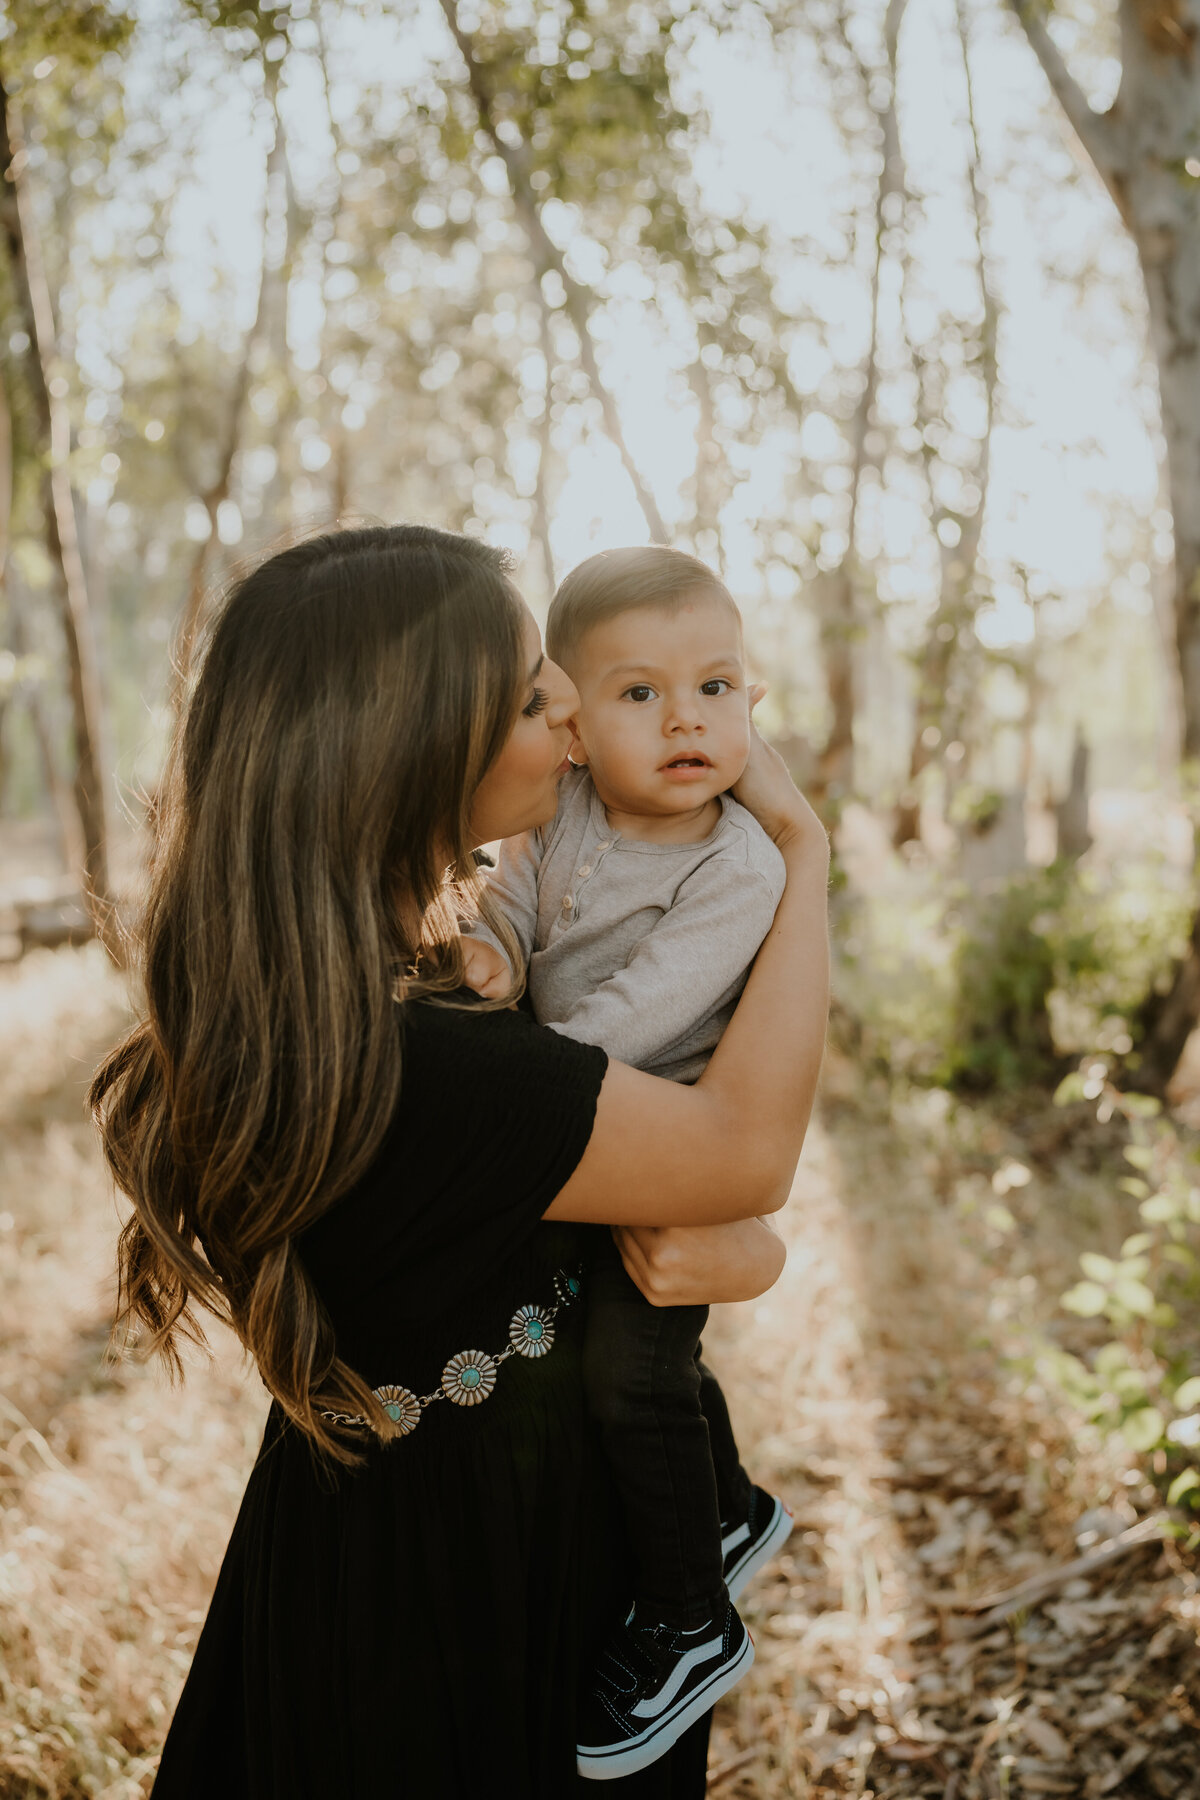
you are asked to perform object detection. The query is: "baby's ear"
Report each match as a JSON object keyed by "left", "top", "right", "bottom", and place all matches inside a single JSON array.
[
  {"left": 748, "top": 682, "right": 768, "bottom": 713},
  {"left": 567, "top": 724, "right": 589, "bottom": 766}
]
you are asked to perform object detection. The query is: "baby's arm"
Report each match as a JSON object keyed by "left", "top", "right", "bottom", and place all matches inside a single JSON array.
[
  {"left": 463, "top": 827, "right": 544, "bottom": 988},
  {"left": 546, "top": 859, "right": 783, "bottom": 1069}
]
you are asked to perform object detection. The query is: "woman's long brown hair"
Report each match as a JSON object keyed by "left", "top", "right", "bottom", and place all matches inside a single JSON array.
[{"left": 89, "top": 525, "right": 526, "bottom": 1461}]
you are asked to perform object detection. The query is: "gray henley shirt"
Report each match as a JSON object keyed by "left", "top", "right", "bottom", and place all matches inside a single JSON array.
[{"left": 475, "top": 766, "right": 786, "bottom": 1083}]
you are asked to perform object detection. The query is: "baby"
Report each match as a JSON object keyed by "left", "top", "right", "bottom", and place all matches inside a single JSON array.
[{"left": 464, "top": 546, "right": 794, "bottom": 1780}]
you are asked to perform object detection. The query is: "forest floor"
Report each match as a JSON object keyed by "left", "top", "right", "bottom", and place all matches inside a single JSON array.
[{"left": 0, "top": 944, "right": 1197, "bottom": 1799}]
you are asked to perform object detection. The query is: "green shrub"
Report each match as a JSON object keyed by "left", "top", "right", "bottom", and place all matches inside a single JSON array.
[
  {"left": 834, "top": 854, "right": 1188, "bottom": 1091},
  {"left": 1045, "top": 1076, "right": 1200, "bottom": 1519}
]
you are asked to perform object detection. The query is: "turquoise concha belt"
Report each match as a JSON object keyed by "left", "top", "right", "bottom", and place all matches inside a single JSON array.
[{"left": 321, "top": 1266, "right": 583, "bottom": 1439}]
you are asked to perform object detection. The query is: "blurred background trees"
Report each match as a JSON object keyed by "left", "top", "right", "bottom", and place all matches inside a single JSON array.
[{"left": 0, "top": 0, "right": 1195, "bottom": 1101}]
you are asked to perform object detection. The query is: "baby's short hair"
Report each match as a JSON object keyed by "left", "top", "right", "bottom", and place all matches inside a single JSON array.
[{"left": 547, "top": 546, "right": 740, "bottom": 671}]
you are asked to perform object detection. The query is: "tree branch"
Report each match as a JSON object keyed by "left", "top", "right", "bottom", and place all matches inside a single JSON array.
[
  {"left": 1007, "top": 0, "right": 1129, "bottom": 219},
  {"left": 436, "top": 0, "right": 668, "bottom": 543}
]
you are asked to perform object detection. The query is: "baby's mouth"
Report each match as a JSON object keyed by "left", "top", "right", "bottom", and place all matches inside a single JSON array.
[{"left": 662, "top": 754, "right": 712, "bottom": 770}]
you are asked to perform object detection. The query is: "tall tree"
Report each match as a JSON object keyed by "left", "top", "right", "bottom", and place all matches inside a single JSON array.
[
  {"left": 894, "top": 0, "right": 997, "bottom": 846},
  {"left": 0, "top": 78, "right": 116, "bottom": 944},
  {"left": 1008, "top": 0, "right": 1200, "bottom": 1077}
]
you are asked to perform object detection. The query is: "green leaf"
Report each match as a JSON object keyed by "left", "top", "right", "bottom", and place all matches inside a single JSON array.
[
  {"left": 1122, "top": 1094, "right": 1162, "bottom": 1119},
  {"left": 1054, "top": 1071, "right": 1086, "bottom": 1106},
  {"left": 1141, "top": 1194, "right": 1178, "bottom": 1223},
  {"left": 1122, "top": 1406, "right": 1165, "bottom": 1452},
  {"left": 1124, "top": 1146, "right": 1155, "bottom": 1170},
  {"left": 1119, "top": 1177, "right": 1150, "bottom": 1199},
  {"left": 1173, "top": 1377, "right": 1200, "bottom": 1411},
  {"left": 1080, "top": 1252, "right": 1115, "bottom": 1283},
  {"left": 1094, "top": 1342, "right": 1129, "bottom": 1376},
  {"left": 1168, "top": 1467, "right": 1200, "bottom": 1506},
  {"left": 1113, "top": 1277, "right": 1156, "bottom": 1317},
  {"left": 1063, "top": 1281, "right": 1109, "bottom": 1318},
  {"left": 1120, "top": 1233, "right": 1153, "bottom": 1258}
]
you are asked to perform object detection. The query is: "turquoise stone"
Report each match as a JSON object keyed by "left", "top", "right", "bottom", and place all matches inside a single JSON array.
[
  {"left": 568, "top": 1278, "right": 580, "bottom": 1295},
  {"left": 385, "top": 1402, "right": 402, "bottom": 1422},
  {"left": 527, "top": 1319, "right": 544, "bottom": 1340},
  {"left": 460, "top": 1366, "right": 481, "bottom": 1389}
]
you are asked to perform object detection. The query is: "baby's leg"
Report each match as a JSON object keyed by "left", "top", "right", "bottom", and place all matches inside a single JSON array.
[
  {"left": 582, "top": 1235, "right": 724, "bottom": 1631},
  {"left": 696, "top": 1355, "right": 753, "bottom": 1525}
]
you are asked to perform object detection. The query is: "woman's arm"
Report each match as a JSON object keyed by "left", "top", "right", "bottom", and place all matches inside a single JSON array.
[
  {"left": 545, "top": 730, "right": 829, "bottom": 1228},
  {"left": 613, "top": 1217, "right": 786, "bottom": 1307}
]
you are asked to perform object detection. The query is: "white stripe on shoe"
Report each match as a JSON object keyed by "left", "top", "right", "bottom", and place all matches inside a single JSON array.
[
  {"left": 725, "top": 1496, "right": 794, "bottom": 1604},
  {"left": 720, "top": 1521, "right": 751, "bottom": 1557},
  {"left": 628, "top": 1634, "right": 723, "bottom": 1720}
]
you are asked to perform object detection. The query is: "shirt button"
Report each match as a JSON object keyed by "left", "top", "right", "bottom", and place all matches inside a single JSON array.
[
  {"left": 562, "top": 895, "right": 574, "bottom": 911},
  {"left": 577, "top": 864, "right": 592, "bottom": 878}
]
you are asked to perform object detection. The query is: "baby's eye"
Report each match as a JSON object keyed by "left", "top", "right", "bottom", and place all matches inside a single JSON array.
[
  {"left": 700, "top": 679, "right": 733, "bottom": 697},
  {"left": 623, "top": 685, "right": 657, "bottom": 703}
]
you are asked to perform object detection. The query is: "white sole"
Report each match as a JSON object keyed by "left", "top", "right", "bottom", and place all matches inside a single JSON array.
[
  {"left": 725, "top": 1496, "right": 794, "bottom": 1604},
  {"left": 576, "top": 1630, "right": 755, "bottom": 1781}
]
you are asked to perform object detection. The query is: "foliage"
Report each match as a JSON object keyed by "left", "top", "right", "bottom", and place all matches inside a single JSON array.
[
  {"left": 1046, "top": 1076, "right": 1200, "bottom": 1519},
  {"left": 834, "top": 855, "right": 1189, "bottom": 1091}
]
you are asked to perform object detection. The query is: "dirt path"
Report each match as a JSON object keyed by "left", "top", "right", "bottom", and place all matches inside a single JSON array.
[{"left": 705, "top": 1074, "right": 1200, "bottom": 1798}]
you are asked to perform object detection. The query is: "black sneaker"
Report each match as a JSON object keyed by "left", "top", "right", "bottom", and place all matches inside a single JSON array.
[
  {"left": 576, "top": 1596, "right": 753, "bottom": 1780},
  {"left": 721, "top": 1485, "right": 794, "bottom": 1603}
]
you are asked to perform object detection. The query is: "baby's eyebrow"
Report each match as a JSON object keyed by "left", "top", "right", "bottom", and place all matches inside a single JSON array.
[{"left": 604, "top": 655, "right": 743, "bottom": 678}]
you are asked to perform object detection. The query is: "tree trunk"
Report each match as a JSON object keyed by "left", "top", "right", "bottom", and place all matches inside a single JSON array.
[
  {"left": 1010, "top": 0, "right": 1200, "bottom": 1083},
  {"left": 171, "top": 69, "right": 287, "bottom": 706},
  {"left": 529, "top": 293, "right": 558, "bottom": 604},
  {"left": 808, "top": 0, "right": 909, "bottom": 812},
  {"left": 895, "top": 0, "right": 997, "bottom": 847},
  {"left": 436, "top": 0, "right": 669, "bottom": 544},
  {"left": 0, "top": 79, "right": 117, "bottom": 950}
]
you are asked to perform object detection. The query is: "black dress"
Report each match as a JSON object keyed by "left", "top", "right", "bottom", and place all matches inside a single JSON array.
[{"left": 151, "top": 998, "right": 711, "bottom": 1798}]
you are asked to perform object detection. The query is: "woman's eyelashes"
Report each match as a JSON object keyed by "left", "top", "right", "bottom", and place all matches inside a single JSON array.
[{"left": 522, "top": 686, "right": 549, "bottom": 718}]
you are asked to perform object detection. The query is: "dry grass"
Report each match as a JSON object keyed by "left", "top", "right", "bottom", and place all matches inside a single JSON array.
[
  {"left": 0, "top": 947, "right": 265, "bottom": 1800},
  {"left": 0, "top": 946, "right": 1197, "bottom": 1797}
]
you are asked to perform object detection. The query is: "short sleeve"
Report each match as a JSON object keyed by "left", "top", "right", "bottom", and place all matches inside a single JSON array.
[{"left": 297, "top": 999, "right": 607, "bottom": 1330}]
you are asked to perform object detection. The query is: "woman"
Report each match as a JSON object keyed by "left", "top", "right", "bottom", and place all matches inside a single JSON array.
[{"left": 91, "top": 524, "right": 829, "bottom": 1796}]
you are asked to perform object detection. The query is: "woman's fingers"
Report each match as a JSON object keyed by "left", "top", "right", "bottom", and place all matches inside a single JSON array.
[{"left": 732, "top": 726, "right": 823, "bottom": 850}]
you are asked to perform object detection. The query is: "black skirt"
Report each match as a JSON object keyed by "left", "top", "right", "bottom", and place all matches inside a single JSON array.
[{"left": 153, "top": 1289, "right": 710, "bottom": 1796}]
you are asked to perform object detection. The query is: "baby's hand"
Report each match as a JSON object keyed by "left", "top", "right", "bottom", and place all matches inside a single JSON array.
[{"left": 461, "top": 936, "right": 513, "bottom": 1000}]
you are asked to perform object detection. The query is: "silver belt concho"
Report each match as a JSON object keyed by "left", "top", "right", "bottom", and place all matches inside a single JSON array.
[{"left": 321, "top": 1267, "right": 583, "bottom": 1439}]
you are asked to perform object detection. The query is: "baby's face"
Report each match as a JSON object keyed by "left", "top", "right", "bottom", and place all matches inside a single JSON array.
[{"left": 568, "top": 594, "right": 751, "bottom": 819}]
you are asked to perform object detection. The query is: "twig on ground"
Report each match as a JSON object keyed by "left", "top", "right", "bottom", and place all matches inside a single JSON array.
[
  {"left": 706, "top": 1746, "right": 759, "bottom": 1789},
  {"left": 947, "top": 1516, "right": 1165, "bottom": 1637}
]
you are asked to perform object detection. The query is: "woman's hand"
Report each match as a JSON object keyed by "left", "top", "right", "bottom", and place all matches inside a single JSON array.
[
  {"left": 734, "top": 686, "right": 826, "bottom": 855},
  {"left": 612, "top": 1216, "right": 786, "bottom": 1308}
]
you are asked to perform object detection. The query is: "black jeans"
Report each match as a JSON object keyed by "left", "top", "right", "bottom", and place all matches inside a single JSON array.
[{"left": 582, "top": 1232, "right": 754, "bottom": 1631}]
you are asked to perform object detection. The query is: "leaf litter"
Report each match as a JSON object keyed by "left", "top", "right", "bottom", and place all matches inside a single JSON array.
[{"left": 704, "top": 1059, "right": 1200, "bottom": 1797}]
